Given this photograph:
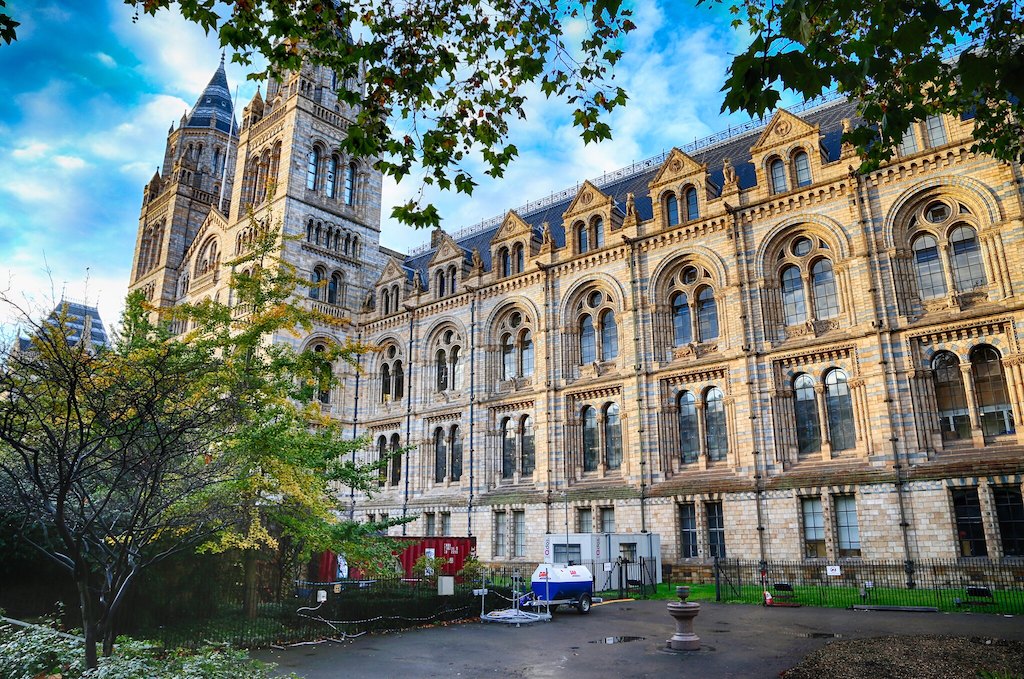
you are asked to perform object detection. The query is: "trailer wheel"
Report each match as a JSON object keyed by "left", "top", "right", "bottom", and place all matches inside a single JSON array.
[{"left": 577, "top": 593, "right": 592, "bottom": 614}]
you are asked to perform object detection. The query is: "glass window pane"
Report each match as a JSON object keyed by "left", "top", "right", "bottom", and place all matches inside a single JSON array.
[
  {"left": 834, "top": 495, "right": 861, "bottom": 557},
  {"left": 344, "top": 163, "right": 355, "bottom": 205},
  {"left": 600, "top": 507, "right": 616, "bottom": 533},
  {"left": 932, "top": 352, "right": 969, "bottom": 440},
  {"left": 679, "top": 503, "right": 698, "bottom": 558},
  {"left": 898, "top": 126, "right": 918, "bottom": 156},
  {"left": 390, "top": 434, "right": 402, "bottom": 485},
  {"left": 952, "top": 488, "right": 987, "bottom": 557},
  {"left": 825, "top": 370, "right": 856, "bottom": 451},
  {"left": 802, "top": 497, "right": 826, "bottom": 558},
  {"left": 434, "top": 428, "right": 447, "bottom": 482},
  {"left": 604, "top": 403, "right": 622, "bottom": 470},
  {"left": 811, "top": 259, "right": 840, "bottom": 319},
  {"left": 950, "top": 226, "right": 987, "bottom": 291},
  {"left": 994, "top": 487, "right": 1024, "bottom": 557},
  {"left": 306, "top": 149, "right": 319, "bottom": 190},
  {"left": 926, "top": 115, "right": 947, "bottom": 146},
  {"left": 678, "top": 391, "right": 699, "bottom": 464},
  {"left": 770, "top": 159, "right": 787, "bottom": 193},
  {"left": 520, "top": 330, "right": 534, "bottom": 377},
  {"left": 494, "top": 512, "right": 506, "bottom": 557},
  {"left": 706, "top": 502, "right": 726, "bottom": 558},
  {"left": 436, "top": 349, "right": 448, "bottom": 391},
  {"left": 793, "top": 151, "right": 811, "bottom": 187},
  {"left": 502, "top": 418, "right": 515, "bottom": 479},
  {"left": 577, "top": 223, "right": 588, "bottom": 253},
  {"left": 580, "top": 314, "right": 596, "bottom": 364},
  {"left": 971, "top": 346, "right": 1014, "bottom": 436},
  {"left": 326, "top": 156, "right": 337, "bottom": 197},
  {"left": 672, "top": 292, "right": 692, "bottom": 346},
  {"left": 450, "top": 425, "right": 463, "bottom": 481},
  {"left": 665, "top": 194, "right": 679, "bottom": 226},
  {"left": 705, "top": 387, "right": 728, "bottom": 461},
  {"left": 501, "top": 333, "right": 515, "bottom": 380},
  {"left": 520, "top": 416, "right": 535, "bottom": 476},
  {"left": 600, "top": 310, "right": 618, "bottom": 360},
  {"left": 912, "top": 235, "right": 948, "bottom": 299},
  {"left": 577, "top": 507, "right": 592, "bottom": 533},
  {"left": 794, "top": 374, "right": 821, "bottom": 455},
  {"left": 781, "top": 265, "right": 806, "bottom": 325},
  {"left": 593, "top": 218, "right": 604, "bottom": 248},
  {"left": 583, "top": 407, "right": 599, "bottom": 472},
  {"left": 393, "top": 361, "right": 404, "bottom": 400},
  {"left": 697, "top": 287, "right": 719, "bottom": 341},
  {"left": 685, "top": 187, "right": 699, "bottom": 220},
  {"left": 513, "top": 510, "right": 526, "bottom": 557}
]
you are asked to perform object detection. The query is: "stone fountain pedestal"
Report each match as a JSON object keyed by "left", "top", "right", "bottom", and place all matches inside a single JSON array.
[{"left": 666, "top": 585, "right": 701, "bottom": 651}]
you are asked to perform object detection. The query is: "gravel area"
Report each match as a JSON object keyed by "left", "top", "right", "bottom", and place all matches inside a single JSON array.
[{"left": 782, "top": 635, "right": 1024, "bottom": 679}]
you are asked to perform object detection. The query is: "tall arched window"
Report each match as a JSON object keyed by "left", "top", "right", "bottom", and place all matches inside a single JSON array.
[
  {"left": 769, "top": 157, "right": 787, "bottom": 193},
  {"left": 435, "top": 270, "right": 447, "bottom": 297},
  {"left": 381, "top": 288, "right": 391, "bottom": 315},
  {"left": 393, "top": 360, "right": 404, "bottom": 399},
  {"left": 500, "top": 248, "right": 511, "bottom": 277},
  {"left": 600, "top": 310, "right": 618, "bottom": 361},
  {"left": 328, "top": 272, "right": 341, "bottom": 304},
  {"left": 793, "top": 151, "right": 811, "bottom": 187},
  {"left": 520, "top": 329, "right": 534, "bottom": 377},
  {"left": 312, "top": 343, "right": 330, "bottom": 404},
  {"left": 389, "top": 433, "right": 402, "bottom": 485},
  {"left": 971, "top": 346, "right": 1014, "bottom": 436},
  {"left": 450, "top": 425, "right": 463, "bottom": 481},
  {"left": 576, "top": 222, "right": 588, "bottom": 253},
  {"left": 434, "top": 427, "right": 447, "bottom": 483},
  {"left": 309, "top": 266, "right": 325, "bottom": 299},
  {"left": 781, "top": 265, "right": 806, "bottom": 325},
  {"left": 344, "top": 162, "right": 356, "bottom": 205},
  {"left": 448, "top": 265, "right": 457, "bottom": 294},
  {"left": 306, "top": 147, "right": 320, "bottom": 190},
  {"left": 811, "top": 259, "right": 840, "bottom": 319},
  {"left": 591, "top": 217, "right": 604, "bottom": 249},
  {"left": 435, "top": 349, "right": 448, "bottom": 391},
  {"left": 932, "top": 351, "right": 969, "bottom": 440},
  {"left": 580, "top": 314, "right": 596, "bottom": 364},
  {"left": 512, "top": 243, "right": 524, "bottom": 273},
  {"left": 824, "top": 369, "right": 856, "bottom": 451},
  {"left": 950, "top": 226, "right": 987, "bottom": 291},
  {"left": 377, "top": 436, "right": 387, "bottom": 487},
  {"left": 381, "top": 363, "right": 391, "bottom": 402},
  {"left": 684, "top": 186, "right": 699, "bottom": 221},
  {"left": 501, "top": 333, "right": 515, "bottom": 380},
  {"left": 450, "top": 345, "right": 463, "bottom": 390},
  {"left": 696, "top": 286, "right": 719, "bottom": 341},
  {"left": 665, "top": 193, "right": 679, "bottom": 226},
  {"left": 501, "top": 417, "right": 515, "bottom": 479},
  {"left": 672, "top": 292, "right": 691, "bottom": 346},
  {"left": 912, "top": 234, "right": 947, "bottom": 299},
  {"left": 793, "top": 374, "right": 821, "bottom": 455},
  {"left": 520, "top": 415, "right": 535, "bottom": 476},
  {"left": 678, "top": 391, "right": 698, "bottom": 463},
  {"left": 604, "top": 403, "right": 622, "bottom": 470},
  {"left": 705, "top": 387, "right": 728, "bottom": 461},
  {"left": 326, "top": 154, "right": 338, "bottom": 197},
  {"left": 582, "top": 406, "right": 599, "bottom": 472}
]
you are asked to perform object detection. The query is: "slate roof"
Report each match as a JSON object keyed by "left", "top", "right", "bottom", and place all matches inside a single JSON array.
[
  {"left": 401, "top": 97, "right": 861, "bottom": 291},
  {"left": 185, "top": 54, "right": 237, "bottom": 134},
  {"left": 17, "top": 300, "right": 109, "bottom": 352}
]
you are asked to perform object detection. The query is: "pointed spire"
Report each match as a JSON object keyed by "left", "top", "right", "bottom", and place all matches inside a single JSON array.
[{"left": 184, "top": 56, "right": 237, "bottom": 133}]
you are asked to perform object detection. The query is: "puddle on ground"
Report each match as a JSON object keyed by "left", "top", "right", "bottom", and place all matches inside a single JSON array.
[
  {"left": 590, "top": 636, "right": 647, "bottom": 644},
  {"left": 800, "top": 632, "right": 843, "bottom": 639}
]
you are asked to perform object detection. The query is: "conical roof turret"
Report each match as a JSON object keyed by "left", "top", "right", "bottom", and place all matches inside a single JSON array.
[{"left": 185, "top": 53, "right": 237, "bottom": 134}]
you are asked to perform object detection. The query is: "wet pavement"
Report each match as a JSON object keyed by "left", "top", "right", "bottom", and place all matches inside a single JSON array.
[{"left": 253, "top": 599, "right": 1024, "bottom": 678}]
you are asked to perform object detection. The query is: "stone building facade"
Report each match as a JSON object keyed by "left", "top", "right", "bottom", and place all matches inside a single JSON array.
[{"left": 130, "top": 58, "right": 1024, "bottom": 568}]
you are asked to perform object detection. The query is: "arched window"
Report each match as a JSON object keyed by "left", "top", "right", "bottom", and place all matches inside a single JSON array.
[
  {"left": 520, "top": 415, "right": 535, "bottom": 476},
  {"left": 434, "top": 427, "right": 447, "bottom": 483},
  {"left": 499, "top": 248, "right": 511, "bottom": 277},
  {"left": 696, "top": 286, "right": 719, "bottom": 341},
  {"left": 684, "top": 186, "right": 699, "bottom": 221},
  {"left": 381, "top": 288, "right": 391, "bottom": 315},
  {"left": 599, "top": 310, "right": 618, "bottom": 361},
  {"left": 450, "top": 425, "right": 463, "bottom": 481},
  {"left": 381, "top": 363, "right": 391, "bottom": 402},
  {"left": 781, "top": 265, "right": 806, "bottom": 325},
  {"left": 604, "top": 403, "right": 622, "bottom": 470},
  {"left": 501, "top": 417, "right": 515, "bottom": 479},
  {"left": 793, "top": 151, "right": 811, "bottom": 187},
  {"left": 811, "top": 259, "right": 840, "bottom": 320},
  {"left": 520, "top": 329, "right": 534, "bottom": 377},
  {"left": 312, "top": 343, "right": 330, "bottom": 404},
  {"left": 435, "top": 349, "right": 448, "bottom": 391},
  {"left": 932, "top": 351, "right": 969, "bottom": 440},
  {"left": 306, "top": 147, "right": 320, "bottom": 190},
  {"left": 704, "top": 387, "right": 728, "bottom": 461},
  {"left": 793, "top": 374, "right": 821, "bottom": 455},
  {"left": 448, "top": 265, "right": 457, "bottom": 293},
  {"left": 580, "top": 314, "right": 596, "bottom": 364},
  {"left": 971, "top": 346, "right": 1014, "bottom": 436},
  {"left": 344, "top": 162, "right": 356, "bottom": 205},
  {"left": 389, "top": 433, "right": 402, "bottom": 485},
  {"left": 512, "top": 243, "right": 524, "bottom": 274},
  {"left": 665, "top": 193, "right": 679, "bottom": 226},
  {"left": 436, "top": 270, "right": 446, "bottom": 297},
  {"left": 592, "top": 217, "right": 604, "bottom": 248},
  {"left": 326, "top": 154, "right": 338, "bottom": 198},
  {"left": 824, "top": 369, "right": 856, "bottom": 451},
  {"left": 309, "top": 266, "right": 325, "bottom": 300},
  {"left": 576, "top": 222, "right": 588, "bottom": 254},
  {"left": 912, "top": 234, "right": 947, "bottom": 299},
  {"left": 450, "top": 345, "right": 463, "bottom": 390},
  {"left": 377, "top": 436, "right": 387, "bottom": 487},
  {"left": 501, "top": 333, "right": 515, "bottom": 380},
  {"left": 769, "top": 157, "right": 787, "bottom": 193},
  {"left": 949, "top": 226, "right": 987, "bottom": 291},
  {"left": 678, "top": 391, "right": 698, "bottom": 463},
  {"left": 393, "top": 360, "right": 404, "bottom": 399},
  {"left": 328, "top": 272, "right": 341, "bottom": 304},
  {"left": 582, "top": 406, "right": 599, "bottom": 472},
  {"left": 672, "top": 292, "right": 691, "bottom": 346}
]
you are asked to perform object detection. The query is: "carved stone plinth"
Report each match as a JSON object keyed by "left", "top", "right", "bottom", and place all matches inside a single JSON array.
[{"left": 666, "top": 586, "right": 701, "bottom": 652}]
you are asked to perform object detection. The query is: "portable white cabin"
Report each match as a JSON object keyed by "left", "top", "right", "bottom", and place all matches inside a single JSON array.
[{"left": 542, "top": 533, "right": 662, "bottom": 591}]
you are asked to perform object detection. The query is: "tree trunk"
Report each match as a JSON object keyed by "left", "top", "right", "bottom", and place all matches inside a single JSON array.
[
  {"left": 76, "top": 578, "right": 99, "bottom": 670},
  {"left": 243, "top": 549, "right": 260, "bottom": 619}
]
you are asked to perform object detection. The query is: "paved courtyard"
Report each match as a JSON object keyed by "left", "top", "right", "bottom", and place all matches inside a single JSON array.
[{"left": 253, "top": 600, "right": 1024, "bottom": 678}]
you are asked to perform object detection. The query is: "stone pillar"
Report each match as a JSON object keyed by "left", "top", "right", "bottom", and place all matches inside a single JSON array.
[
  {"left": 695, "top": 400, "right": 708, "bottom": 470},
  {"left": 814, "top": 383, "right": 833, "bottom": 460},
  {"left": 960, "top": 364, "right": 985, "bottom": 447}
]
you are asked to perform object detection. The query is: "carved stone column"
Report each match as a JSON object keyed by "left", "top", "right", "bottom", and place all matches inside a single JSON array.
[
  {"left": 814, "top": 383, "right": 833, "bottom": 461},
  {"left": 695, "top": 400, "right": 708, "bottom": 471},
  {"left": 1001, "top": 355, "right": 1024, "bottom": 444},
  {"left": 960, "top": 364, "right": 985, "bottom": 448}
]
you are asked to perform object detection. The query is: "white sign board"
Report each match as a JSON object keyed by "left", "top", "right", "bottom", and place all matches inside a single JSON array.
[{"left": 826, "top": 565, "right": 842, "bottom": 577}]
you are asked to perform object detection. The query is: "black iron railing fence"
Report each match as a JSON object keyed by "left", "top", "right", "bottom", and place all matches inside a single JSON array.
[{"left": 711, "top": 558, "right": 1024, "bottom": 613}]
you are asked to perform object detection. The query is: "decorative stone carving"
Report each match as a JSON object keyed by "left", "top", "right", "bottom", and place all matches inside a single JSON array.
[
  {"left": 471, "top": 247, "right": 483, "bottom": 273},
  {"left": 625, "top": 192, "right": 636, "bottom": 217},
  {"left": 722, "top": 157, "right": 738, "bottom": 187}
]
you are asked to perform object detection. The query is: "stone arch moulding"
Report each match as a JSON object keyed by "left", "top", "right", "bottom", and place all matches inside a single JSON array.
[
  {"left": 483, "top": 296, "right": 543, "bottom": 341},
  {"left": 558, "top": 271, "right": 630, "bottom": 327},
  {"left": 421, "top": 316, "right": 469, "bottom": 347},
  {"left": 754, "top": 213, "right": 853, "bottom": 280},
  {"left": 368, "top": 333, "right": 407, "bottom": 366},
  {"left": 883, "top": 175, "right": 1003, "bottom": 250},
  {"left": 648, "top": 244, "right": 731, "bottom": 294},
  {"left": 299, "top": 333, "right": 339, "bottom": 352}
]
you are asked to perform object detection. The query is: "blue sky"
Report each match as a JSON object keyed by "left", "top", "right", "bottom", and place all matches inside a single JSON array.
[{"left": 0, "top": 0, "right": 769, "bottom": 333}]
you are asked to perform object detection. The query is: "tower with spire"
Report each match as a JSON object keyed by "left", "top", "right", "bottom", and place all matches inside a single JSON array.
[{"left": 130, "top": 54, "right": 238, "bottom": 311}]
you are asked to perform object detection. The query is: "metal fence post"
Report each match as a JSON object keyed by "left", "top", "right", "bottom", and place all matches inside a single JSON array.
[
  {"left": 714, "top": 556, "right": 721, "bottom": 602},
  {"left": 904, "top": 559, "right": 916, "bottom": 589}
]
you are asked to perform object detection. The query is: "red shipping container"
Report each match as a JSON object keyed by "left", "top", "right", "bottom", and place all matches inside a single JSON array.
[{"left": 315, "top": 536, "right": 476, "bottom": 582}]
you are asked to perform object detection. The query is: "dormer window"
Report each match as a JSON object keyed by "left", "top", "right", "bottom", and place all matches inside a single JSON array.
[
  {"left": 925, "top": 115, "right": 947, "bottom": 147},
  {"left": 576, "top": 222, "right": 588, "bottom": 254},
  {"left": 664, "top": 193, "right": 679, "bottom": 226},
  {"left": 684, "top": 186, "right": 699, "bottom": 221},
  {"left": 306, "top": 147, "right": 320, "bottom": 190},
  {"left": 793, "top": 150, "right": 811, "bottom": 187},
  {"left": 769, "top": 157, "right": 787, "bottom": 193}
]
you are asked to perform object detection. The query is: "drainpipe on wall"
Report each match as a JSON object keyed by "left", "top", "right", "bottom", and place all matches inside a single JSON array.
[
  {"left": 623, "top": 235, "right": 650, "bottom": 537},
  {"left": 349, "top": 330, "right": 361, "bottom": 520},
  {"left": 467, "top": 290, "right": 477, "bottom": 536},
  {"left": 403, "top": 306, "right": 414, "bottom": 534}
]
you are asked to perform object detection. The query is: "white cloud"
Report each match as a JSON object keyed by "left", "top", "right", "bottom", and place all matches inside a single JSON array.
[
  {"left": 11, "top": 141, "right": 51, "bottom": 161},
  {"left": 1, "top": 177, "right": 61, "bottom": 204},
  {"left": 96, "top": 52, "right": 117, "bottom": 68},
  {"left": 53, "top": 155, "right": 87, "bottom": 170}
]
